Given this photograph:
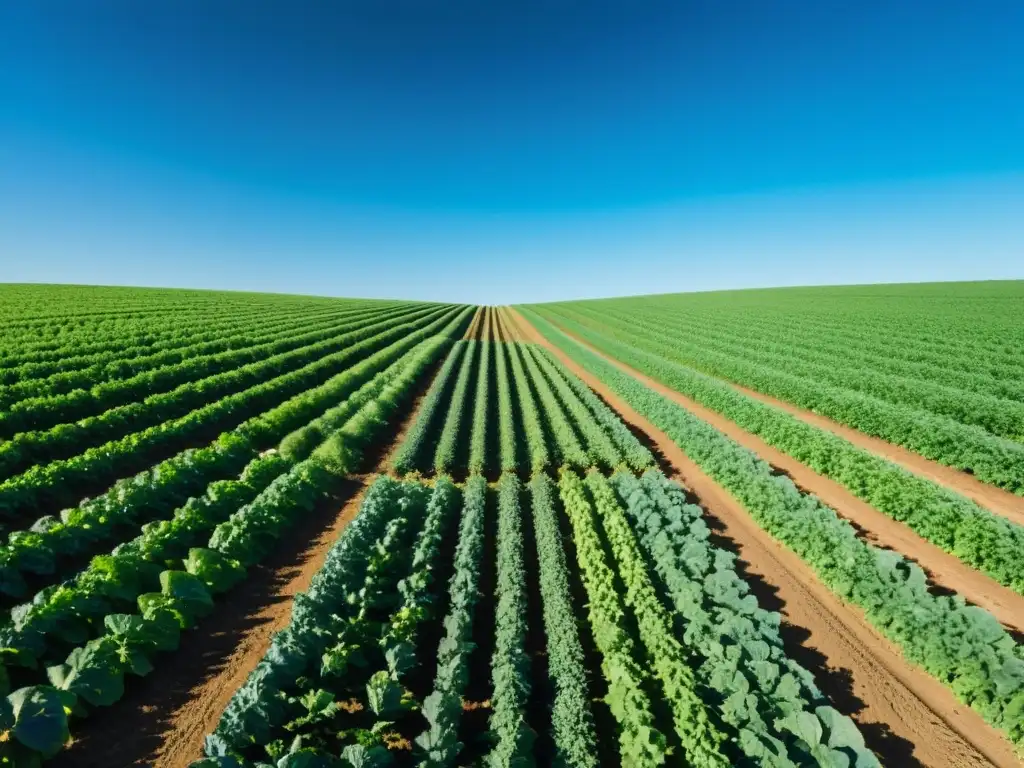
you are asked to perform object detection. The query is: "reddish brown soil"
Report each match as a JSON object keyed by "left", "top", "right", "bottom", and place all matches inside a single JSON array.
[
  {"left": 507, "top": 306, "right": 1022, "bottom": 768},
  {"left": 53, "top": 478, "right": 371, "bottom": 768},
  {"left": 514, "top": 311, "right": 1024, "bottom": 634},
  {"left": 52, "top": 356, "right": 450, "bottom": 768},
  {"left": 463, "top": 306, "right": 484, "bottom": 340},
  {"left": 727, "top": 381, "right": 1024, "bottom": 525}
]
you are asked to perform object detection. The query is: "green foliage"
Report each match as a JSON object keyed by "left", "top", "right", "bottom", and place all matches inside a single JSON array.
[
  {"left": 583, "top": 471, "right": 730, "bottom": 766},
  {"left": 467, "top": 338, "right": 491, "bottom": 475},
  {"left": 415, "top": 475, "right": 487, "bottom": 766},
  {"left": 527, "top": 474, "right": 598, "bottom": 768},
  {"left": 434, "top": 342, "right": 478, "bottom": 473},
  {"left": 611, "top": 470, "right": 878, "bottom": 766},
  {"left": 494, "top": 343, "right": 519, "bottom": 472},
  {"left": 514, "top": 344, "right": 588, "bottom": 470},
  {"left": 521, "top": 345, "right": 624, "bottom": 471},
  {"left": 528, "top": 301, "right": 1024, "bottom": 494},
  {"left": 486, "top": 474, "right": 536, "bottom": 767},
  {"left": 557, "top": 470, "right": 667, "bottom": 766},
  {"left": 0, "top": 305, "right": 463, "bottom": 526},
  {"left": 522, "top": 307, "right": 1024, "bottom": 594},
  {"left": 391, "top": 342, "right": 468, "bottom": 474},
  {"left": 206, "top": 477, "right": 426, "bottom": 758},
  {"left": 504, "top": 344, "right": 549, "bottom": 473},
  {"left": 539, "top": 328, "right": 1024, "bottom": 749}
]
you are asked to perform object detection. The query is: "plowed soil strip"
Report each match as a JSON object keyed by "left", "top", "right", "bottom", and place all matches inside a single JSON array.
[
  {"left": 727, "top": 381, "right": 1024, "bottom": 525},
  {"left": 517, "top": 311, "right": 1024, "bottom": 634},
  {"left": 506, "top": 307, "right": 1020, "bottom": 768},
  {"left": 52, "top": 355, "right": 451, "bottom": 768},
  {"left": 52, "top": 478, "right": 372, "bottom": 768},
  {"left": 464, "top": 306, "right": 484, "bottom": 340}
]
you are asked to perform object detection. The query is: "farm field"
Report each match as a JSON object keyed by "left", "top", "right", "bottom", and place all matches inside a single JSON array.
[{"left": 0, "top": 283, "right": 1021, "bottom": 768}]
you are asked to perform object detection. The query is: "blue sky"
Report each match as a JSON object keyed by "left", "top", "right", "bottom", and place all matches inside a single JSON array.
[{"left": 1, "top": 1, "right": 1022, "bottom": 303}]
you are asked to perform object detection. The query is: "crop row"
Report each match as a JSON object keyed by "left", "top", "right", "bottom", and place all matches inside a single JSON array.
[
  {"left": 0, "top": 310, "right": 470, "bottom": 608},
  {"left": 0, "top": 322, "right": 457, "bottom": 764},
  {"left": 391, "top": 333, "right": 652, "bottom": 477},
  {"left": 0, "top": 301, "right": 411, "bottom": 387},
  {"left": 616, "top": 303, "right": 1024, "bottom": 404},
  {"left": 0, "top": 302, "right": 420, "bottom": 419},
  {"left": 521, "top": 309, "right": 1024, "bottom": 593},
  {"left": 564, "top": 303, "right": 1024, "bottom": 441},
  {"left": 532, "top": 306, "right": 1024, "bottom": 493},
  {"left": 0, "top": 307, "right": 465, "bottom": 529},
  {"left": 0, "top": 300, "right": 347, "bottom": 372},
  {"left": 194, "top": 466, "right": 882, "bottom": 767},
  {"left": 524, "top": 316, "right": 1024, "bottom": 748},
  {"left": 0, "top": 305, "right": 442, "bottom": 471}
]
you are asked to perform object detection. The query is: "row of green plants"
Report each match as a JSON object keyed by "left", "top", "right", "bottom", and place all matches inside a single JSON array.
[
  {"left": 0, "top": 301, "right": 399, "bottom": 387},
  {"left": 0, "top": 329, "right": 455, "bottom": 765},
  {"left": 413, "top": 475, "right": 487, "bottom": 766},
  {"left": 0, "top": 317, "right": 466, "bottom": 608},
  {"left": 485, "top": 473, "right": 536, "bottom": 766},
  {"left": 391, "top": 335, "right": 653, "bottom": 477},
  {"left": 571, "top": 287, "right": 1023, "bottom": 376},
  {"left": 467, "top": 340, "right": 491, "bottom": 474},
  {"left": 533, "top": 306, "right": 1024, "bottom": 493},
  {"left": 0, "top": 302, "right": 396, "bottom": 407},
  {"left": 528, "top": 318, "right": 1024, "bottom": 749},
  {"left": 0, "top": 303, "right": 263, "bottom": 383},
  {"left": 575, "top": 470, "right": 731, "bottom": 766},
  {"left": 201, "top": 475, "right": 471, "bottom": 768},
  {"left": 513, "top": 343, "right": 588, "bottom": 470},
  {"left": 574, "top": 305, "right": 1024, "bottom": 441},
  {"left": 522, "top": 345, "right": 625, "bottom": 471},
  {"left": 625, "top": 304, "right": 1024, "bottom": 405},
  {"left": 504, "top": 343, "right": 549, "bottom": 473},
  {"left": 199, "top": 476, "right": 427, "bottom": 767},
  {"left": 556, "top": 469, "right": 670, "bottom": 765},
  {"left": 611, "top": 470, "right": 879, "bottom": 767},
  {"left": 433, "top": 342, "right": 478, "bottom": 474},
  {"left": 495, "top": 342, "right": 517, "bottom": 472},
  {"left": 0, "top": 302, "right": 263, "bottom": 367},
  {"left": 390, "top": 341, "right": 469, "bottom": 474},
  {"left": 525, "top": 474, "right": 598, "bottom": 768},
  {"left": 0, "top": 308, "right": 465, "bottom": 527},
  {"left": 0, "top": 303, "right": 419, "bottom": 432},
  {"left": 521, "top": 309, "right": 1024, "bottom": 593},
  {"left": 0, "top": 305, "right": 444, "bottom": 479}
]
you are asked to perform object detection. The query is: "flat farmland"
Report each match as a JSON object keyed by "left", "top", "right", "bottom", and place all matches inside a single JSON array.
[{"left": 0, "top": 282, "right": 1021, "bottom": 768}]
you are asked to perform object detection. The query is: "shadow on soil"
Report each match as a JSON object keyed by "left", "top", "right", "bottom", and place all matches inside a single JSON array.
[
  {"left": 595, "top": 397, "right": 924, "bottom": 768},
  {"left": 52, "top": 477, "right": 367, "bottom": 768}
]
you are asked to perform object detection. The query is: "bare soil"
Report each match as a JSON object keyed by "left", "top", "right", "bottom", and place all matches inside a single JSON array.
[
  {"left": 52, "top": 478, "right": 371, "bottom": 768},
  {"left": 52, "top": 355, "right": 450, "bottom": 768},
  {"left": 513, "top": 311, "right": 1024, "bottom": 634},
  {"left": 507, "top": 306, "right": 1022, "bottom": 768},
  {"left": 463, "top": 306, "right": 484, "bottom": 340},
  {"left": 726, "top": 381, "right": 1024, "bottom": 525}
]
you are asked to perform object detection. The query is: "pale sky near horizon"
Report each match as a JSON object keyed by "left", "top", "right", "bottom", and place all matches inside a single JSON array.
[{"left": 2, "top": 2, "right": 1022, "bottom": 303}]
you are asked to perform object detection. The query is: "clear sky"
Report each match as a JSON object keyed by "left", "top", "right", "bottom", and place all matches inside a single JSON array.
[{"left": 1, "top": 1, "right": 1022, "bottom": 303}]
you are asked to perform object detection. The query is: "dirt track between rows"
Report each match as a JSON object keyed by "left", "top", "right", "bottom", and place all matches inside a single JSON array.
[
  {"left": 52, "top": 353, "right": 449, "bottom": 768},
  {"left": 505, "top": 306, "right": 1021, "bottom": 768},
  {"left": 727, "top": 380, "right": 1024, "bottom": 525},
  {"left": 511, "top": 311, "right": 1024, "bottom": 633}
]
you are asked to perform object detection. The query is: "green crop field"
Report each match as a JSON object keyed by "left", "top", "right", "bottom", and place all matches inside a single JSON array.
[{"left": 0, "top": 284, "right": 1021, "bottom": 768}]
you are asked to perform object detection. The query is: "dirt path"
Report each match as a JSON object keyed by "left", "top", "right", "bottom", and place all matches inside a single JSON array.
[
  {"left": 463, "top": 306, "right": 483, "bottom": 340},
  {"left": 510, "top": 310, "right": 1024, "bottom": 635},
  {"left": 727, "top": 381, "right": 1024, "bottom": 525},
  {"left": 506, "top": 307, "right": 1021, "bottom": 768},
  {"left": 52, "top": 355, "right": 452, "bottom": 768},
  {"left": 52, "top": 478, "right": 371, "bottom": 768}
]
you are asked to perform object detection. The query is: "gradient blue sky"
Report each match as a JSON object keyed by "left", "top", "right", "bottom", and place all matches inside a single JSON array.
[{"left": 1, "top": 1, "right": 1022, "bottom": 303}]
